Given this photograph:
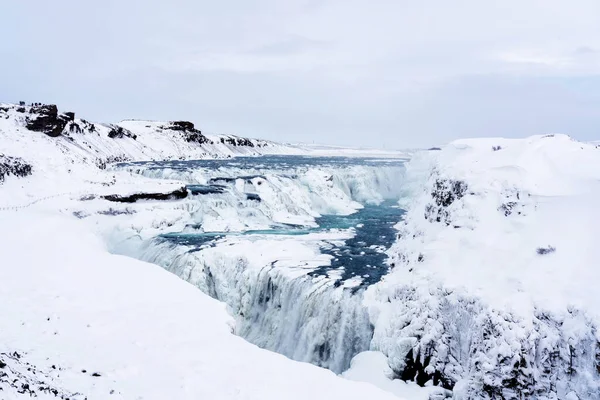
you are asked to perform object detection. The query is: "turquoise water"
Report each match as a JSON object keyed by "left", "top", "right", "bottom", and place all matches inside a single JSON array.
[{"left": 128, "top": 155, "right": 405, "bottom": 288}]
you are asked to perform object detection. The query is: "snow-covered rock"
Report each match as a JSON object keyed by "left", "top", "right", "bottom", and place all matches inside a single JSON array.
[{"left": 366, "top": 134, "right": 600, "bottom": 399}]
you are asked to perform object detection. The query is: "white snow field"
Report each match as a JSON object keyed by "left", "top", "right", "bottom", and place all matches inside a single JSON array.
[{"left": 3, "top": 101, "right": 600, "bottom": 399}]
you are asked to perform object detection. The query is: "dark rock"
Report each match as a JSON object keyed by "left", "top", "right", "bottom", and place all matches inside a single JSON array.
[
  {"left": 91, "top": 372, "right": 101, "bottom": 377},
  {"left": 428, "top": 147, "right": 442, "bottom": 151},
  {"left": 400, "top": 349, "right": 454, "bottom": 390},
  {"left": 219, "top": 135, "right": 255, "bottom": 147},
  {"left": 25, "top": 104, "right": 70, "bottom": 137},
  {"left": 95, "top": 155, "right": 131, "bottom": 170},
  {"left": 102, "top": 187, "right": 188, "bottom": 203},
  {"left": 246, "top": 193, "right": 261, "bottom": 202},
  {"left": 170, "top": 121, "right": 195, "bottom": 131},
  {"left": 16, "top": 107, "right": 26, "bottom": 113},
  {"left": 163, "top": 121, "right": 210, "bottom": 144},
  {"left": 536, "top": 246, "right": 556, "bottom": 255},
  {"left": 63, "top": 112, "right": 75, "bottom": 121},
  {"left": 68, "top": 122, "right": 83, "bottom": 134},
  {"left": 107, "top": 125, "right": 137, "bottom": 140},
  {"left": 0, "top": 155, "right": 32, "bottom": 183},
  {"left": 19, "top": 101, "right": 25, "bottom": 106}
]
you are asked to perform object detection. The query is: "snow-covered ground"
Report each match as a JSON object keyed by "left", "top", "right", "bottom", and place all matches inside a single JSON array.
[{"left": 366, "top": 134, "right": 600, "bottom": 399}]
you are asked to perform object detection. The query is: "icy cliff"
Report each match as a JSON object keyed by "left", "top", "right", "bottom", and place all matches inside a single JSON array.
[{"left": 366, "top": 135, "right": 600, "bottom": 399}]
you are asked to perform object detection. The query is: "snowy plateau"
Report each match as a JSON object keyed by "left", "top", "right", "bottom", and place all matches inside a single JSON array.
[{"left": 0, "top": 102, "right": 599, "bottom": 400}]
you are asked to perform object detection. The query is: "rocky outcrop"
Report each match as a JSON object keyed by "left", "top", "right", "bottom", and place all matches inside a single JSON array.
[
  {"left": 102, "top": 187, "right": 188, "bottom": 203},
  {"left": 0, "top": 154, "right": 32, "bottom": 183},
  {"left": 25, "top": 104, "right": 73, "bottom": 137},
  {"left": 163, "top": 121, "right": 210, "bottom": 144},
  {"left": 107, "top": 125, "right": 137, "bottom": 140},
  {"left": 220, "top": 136, "right": 255, "bottom": 147}
]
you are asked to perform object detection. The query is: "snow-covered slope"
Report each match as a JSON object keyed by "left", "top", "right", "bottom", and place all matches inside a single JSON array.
[
  {"left": 0, "top": 102, "right": 303, "bottom": 174},
  {"left": 366, "top": 134, "right": 600, "bottom": 399},
  {"left": 0, "top": 212, "right": 404, "bottom": 400}
]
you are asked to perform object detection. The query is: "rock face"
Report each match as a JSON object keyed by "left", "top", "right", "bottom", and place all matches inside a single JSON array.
[
  {"left": 107, "top": 125, "right": 137, "bottom": 140},
  {"left": 220, "top": 136, "right": 256, "bottom": 147},
  {"left": 25, "top": 104, "right": 71, "bottom": 137},
  {"left": 102, "top": 187, "right": 188, "bottom": 203},
  {"left": 164, "top": 121, "right": 210, "bottom": 144},
  {"left": 0, "top": 155, "right": 32, "bottom": 183},
  {"left": 170, "top": 121, "right": 195, "bottom": 131}
]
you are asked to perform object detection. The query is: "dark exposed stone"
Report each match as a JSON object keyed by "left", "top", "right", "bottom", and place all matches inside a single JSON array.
[
  {"left": 536, "top": 245, "right": 556, "bottom": 255},
  {"left": 63, "top": 112, "right": 75, "bottom": 121},
  {"left": 220, "top": 136, "right": 255, "bottom": 147},
  {"left": 107, "top": 125, "right": 137, "bottom": 140},
  {"left": 102, "top": 187, "right": 188, "bottom": 203},
  {"left": 0, "top": 155, "right": 32, "bottom": 183},
  {"left": 400, "top": 349, "right": 454, "bottom": 390},
  {"left": 25, "top": 104, "right": 70, "bottom": 137},
  {"left": 246, "top": 193, "right": 261, "bottom": 202},
  {"left": 163, "top": 121, "right": 210, "bottom": 144},
  {"left": 170, "top": 121, "right": 195, "bottom": 131},
  {"left": 68, "top": 122, "right": 83, "bottom": 134}
]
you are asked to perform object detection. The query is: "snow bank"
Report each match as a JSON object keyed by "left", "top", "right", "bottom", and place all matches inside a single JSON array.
[
  {"left": 366, "top": 134, "right": 600, "bottom": 399},
  {"left": 0, "top": 212, "right": 403, "bottom": 399}
]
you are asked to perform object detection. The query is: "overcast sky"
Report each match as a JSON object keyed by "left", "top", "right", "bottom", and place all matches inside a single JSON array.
[{"left": 1, "top": 1, "right": 599, "bottom": 148}]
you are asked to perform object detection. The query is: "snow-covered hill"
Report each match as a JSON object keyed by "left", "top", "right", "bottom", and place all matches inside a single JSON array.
[
  {"left": 366, "top": 134, "right": 600, "bottom": 399},
  {"left": 0, "top": 102, "right": 303, "bottom": 174}
]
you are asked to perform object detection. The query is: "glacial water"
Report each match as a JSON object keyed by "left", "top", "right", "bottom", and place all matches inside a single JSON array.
[
  {"left": 131, "top": 156, "right": 406, "bottom": 288},
  {"left": 116, "top": 155, "right": 406, "bottom": 372}
]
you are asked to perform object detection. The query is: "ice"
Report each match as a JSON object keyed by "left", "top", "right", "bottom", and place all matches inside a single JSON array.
[{"left": 365, "top": 134, "right": 600, "bottom": 398}]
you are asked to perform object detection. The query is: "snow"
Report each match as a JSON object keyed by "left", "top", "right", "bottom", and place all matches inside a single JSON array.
[
  {"left": 343, "top": 351, "right": 450, "bottom": 400},
  {"left": 366, "top": 134, "right": 600, "bottom": 398},
  {"left": 0, "top": 103, "right": 411, "bottom": 399},
  {"left": 0, "top": 212, "right": 405, "bottom": 399},
  {"left": 5, "top": 99, "right": 600, "bottom": 398}
]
